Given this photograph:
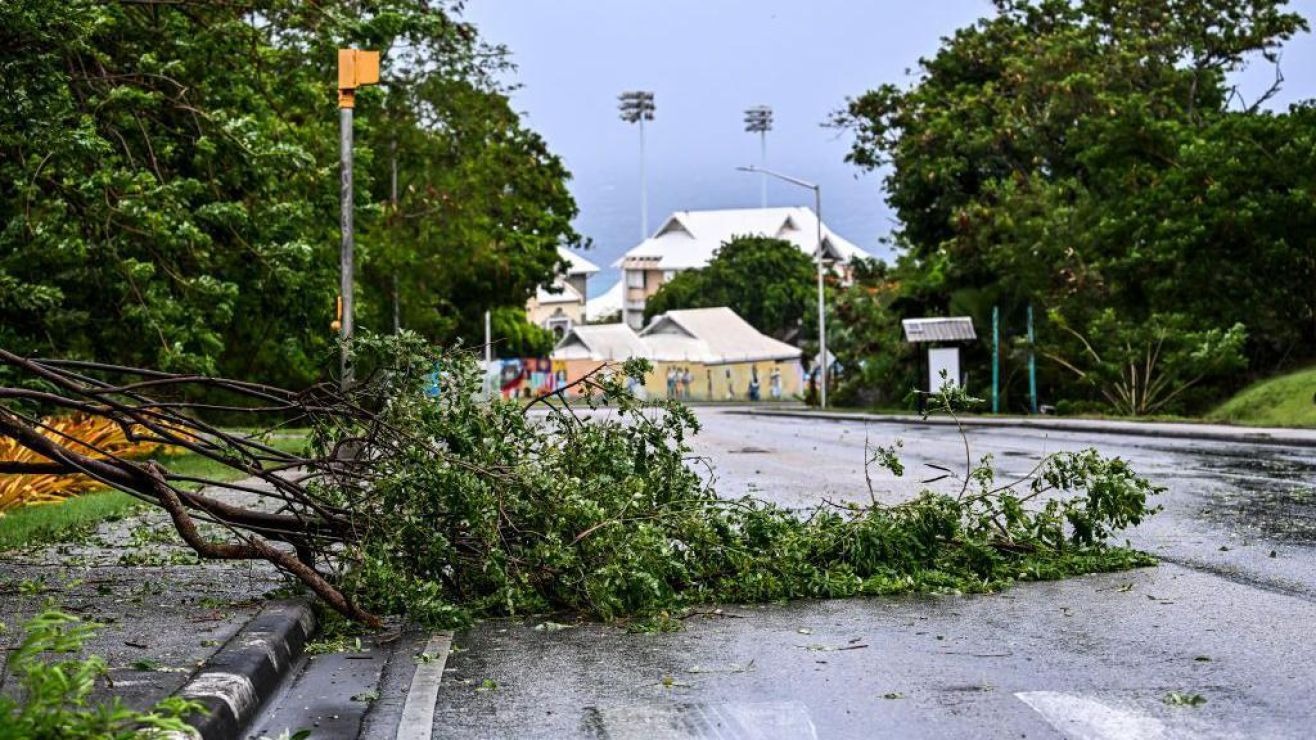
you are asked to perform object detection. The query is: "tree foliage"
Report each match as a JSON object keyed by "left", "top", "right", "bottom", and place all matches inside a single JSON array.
[
  {"left": 0, "top": 610, "right": 203, "bottom": 738},
  {"left": 0, "top": 0, "right": 577, "bottom": 387},
  {"left": 833, "top": 0, "right": 1315, "bottom": 412},
  {"left": 345, "top": 341, "right": 1159, "bottom": 627},
  {"left": 643, "top": 235, "right": 817, "bottom": 340},
  {"left": 0, "top": 337, "right": 1160, "bottom": 628}
]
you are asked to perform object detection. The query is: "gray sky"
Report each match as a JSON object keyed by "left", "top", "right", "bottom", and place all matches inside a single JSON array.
[{"left": 463, "top": 1, "right": 1316, "bottom": 295}]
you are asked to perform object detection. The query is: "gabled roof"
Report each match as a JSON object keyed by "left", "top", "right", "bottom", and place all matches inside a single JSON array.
[
  {"left": 613, "top": 207, "right": 870, "bottom": 271},
  {"left": 552, "top": 323, "right": 648, "bottom": 361},
  {"left": 641, "top": 307, "right": 802, "bottom": 364},
  {"left": 902, "top": 317, "right": 977, "bottom": 343},
  {"left": 534, "top": 280, "right": 584, "bottom": 306},
  {"left": 558, "top": 246, "right": 599, "bottom": 276}
]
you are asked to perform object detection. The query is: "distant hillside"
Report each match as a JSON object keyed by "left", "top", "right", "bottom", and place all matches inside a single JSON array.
[{"left": 1209, "top": 367, "right": 1316, "bottom": 428}]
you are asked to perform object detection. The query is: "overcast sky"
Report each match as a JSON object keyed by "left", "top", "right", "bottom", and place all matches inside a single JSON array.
[{"left": 463, "top": 1, "right": 1316, "bottom": 295}]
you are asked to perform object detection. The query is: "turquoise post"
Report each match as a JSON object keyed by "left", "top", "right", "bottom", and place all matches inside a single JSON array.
[
  {"left": 1027, "top": 304, "right": 1038, "bottom": 414},
  {"left": 992, "top": 306, "right": 1000, "bottom": 414}
]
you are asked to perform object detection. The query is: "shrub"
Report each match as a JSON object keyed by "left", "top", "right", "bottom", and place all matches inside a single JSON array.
[{"left": 0, "top": 610, "right": 203, "bottom": 739}]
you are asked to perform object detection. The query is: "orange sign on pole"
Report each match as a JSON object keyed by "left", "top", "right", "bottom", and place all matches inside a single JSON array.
[{"left": 337, "top": 49, "right": 380, "bottom": 108}]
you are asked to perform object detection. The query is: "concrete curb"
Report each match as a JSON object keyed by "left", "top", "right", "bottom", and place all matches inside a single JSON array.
[
  {"left": 731, "top": 408, "right": 1316, "bottom": 449},
  {"left": 174, "top": 600, "right": 316, "bottom": 740}
]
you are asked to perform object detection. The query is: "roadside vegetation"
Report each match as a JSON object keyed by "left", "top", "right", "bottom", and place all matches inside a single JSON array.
[
  {"left": 0, "top": 610, "right": 203, "bottom": 739},
  {"left": 1209, "top": 366, "right": 1316, "bottom": 428},
  {"left": 0, "top": 432, "right": 307, "bottom": 551},
  {"left": 0, "top": 336, "right": 1161, "bottom": 629},
  {"left": 1, "top": 0, "right": 579, "bottom": 391},
  {"left": 829, "top": 1, "right": 1314, "bottom": 416},
  {"left": 342, "top": 341, "right": 1160, "bottom": 627}
]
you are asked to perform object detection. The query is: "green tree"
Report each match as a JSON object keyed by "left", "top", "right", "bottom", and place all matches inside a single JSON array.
[
  {"left": 643, "top": 235, "right": 816, "bottom": 339},
  {"left": 0, "top": 0, "right": 578, "bottom": 387},
  {"left": 828, "top": 259, "right": 917, "bottom": 407},
  {"left": 832, "top": 0, "right": 1313, "bottom": 412}
]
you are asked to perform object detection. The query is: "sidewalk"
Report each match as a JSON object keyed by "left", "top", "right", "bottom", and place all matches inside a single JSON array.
[
  {"left": 0, "top": 478, "right": 314, "bottom": 738},
  {"left": 732, "top": 407, "right": 1316, "bottom": 448}
]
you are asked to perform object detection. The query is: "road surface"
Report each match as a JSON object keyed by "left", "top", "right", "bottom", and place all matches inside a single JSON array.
[{"left": 270, "top": 409, "right": 1316, "bottom": 739}]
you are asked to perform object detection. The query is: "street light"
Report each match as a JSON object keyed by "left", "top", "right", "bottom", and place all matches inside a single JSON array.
[
  {"left": 743, "top": 106, "right": 773, "bottom": 208},
  {"left": 618, "top": 90, "right": 655, "bottom": 238},
  {"left": 336, "top": 49, "right": 380, "bottom": 390},
  {"left": 736, "top": 165, "right": 829, "bottom": 408}
]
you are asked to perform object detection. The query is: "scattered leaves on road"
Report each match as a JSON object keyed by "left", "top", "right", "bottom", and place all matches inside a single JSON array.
[
  {"left": 1163, "top": 692, "right": 1207, "bottom": 707},
  {"left": 533, "top": 621, "right": 574, "bottom": 632}
]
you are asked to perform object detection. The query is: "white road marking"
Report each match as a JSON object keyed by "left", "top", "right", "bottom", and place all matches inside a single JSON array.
[
  {"left": 586, "top": 701, "right": 817, "bottom": 739},
  {"left": 1016, "top": 691, "right": 1168, "bottom": 740},
  {"left": 395, "top": 631, "right": 453, "bottom": 740}
]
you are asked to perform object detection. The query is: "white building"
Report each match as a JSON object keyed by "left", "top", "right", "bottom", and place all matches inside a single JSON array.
[
  {"left": 610, "top": 207, "right": 872, "bottom": 330},
  {"left": 526, "top": 246, "right": 600, "bottom": 340}
]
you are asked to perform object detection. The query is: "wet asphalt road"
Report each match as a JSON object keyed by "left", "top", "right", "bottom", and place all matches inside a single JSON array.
[{"left": 389, "top": 409, "right": 1316, "bottom": 739}]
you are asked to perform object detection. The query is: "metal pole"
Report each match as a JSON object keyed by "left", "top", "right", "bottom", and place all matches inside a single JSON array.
[
  {"left": 339, "top": 105, "right": 354, "bottom": 389},
  {"left": 759, "top": 131, "right": 767, "bottom": 209},
  {"left": 484, "top": 309, "right": 493, "bottom": 400},
  {"left": 390, "top": 139, "right": 400, "bottom": 334},
  {"left": 992, "top": 305, "right": 1000, "bottom": 414},
  {"left": 484, "top": 310, "right": 492, "bottom": 365},
  {"left": 815, "top": 186, "right": 827, "bottom": 409},
  {"left": 1027, "top": 304, "right": 1038, "bottom": 414},
  {"left": 639, "top": 116, "right": 648, "bottom": 238}
]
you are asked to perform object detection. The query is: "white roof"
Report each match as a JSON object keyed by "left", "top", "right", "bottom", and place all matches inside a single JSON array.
[
  {"left": 902, "top": 317, "right": 977, "bottom": 343},
  {"left": 640, "top": 307, "right": 802, "bottom": 364},
  {"left": 613, "top": 207, "right": 870, "bottom": 271},
  {"left": 559, "top": 246, "right": 599, "bottom": 276},
  {"left": 552, "top": 323, "right": 648, "bottom": 361},
  {"left": 584, "top": 280, "right": 623, "bottom": 321},
  {"left": 534, "top": 280, "right": 584, "bottom": 306}
]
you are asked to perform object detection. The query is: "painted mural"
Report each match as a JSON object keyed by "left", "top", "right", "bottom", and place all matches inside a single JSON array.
[
  {"left": 484, "top": 357, "right": 806, "bottom": 402},
  {"left": 491, "top": 358, "right": 569, "bottom": 398}
]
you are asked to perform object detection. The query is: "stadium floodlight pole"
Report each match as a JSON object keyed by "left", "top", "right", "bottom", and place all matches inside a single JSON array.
[
  {"left": 736, "top": 165, "right": 828, "bottom": 408},
  {"left": 743, "top": 106, "right": 773, "bottom": 208},
  {"left": 618, "top": 90, "right": 656, "bottom": 238},
  {"left": 336, "top": 49, "right": 380, "bottom": 390}
]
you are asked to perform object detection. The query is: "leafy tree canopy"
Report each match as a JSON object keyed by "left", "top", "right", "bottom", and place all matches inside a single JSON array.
[
  {"left": 0, "top": 0, "right": 578, "bottom": 387},
  {"left": 643, "top": 235, "right": 816, "bottom": 340},
  {"left": 833, "top": 0, "right": 1315, "bottom": 412}
]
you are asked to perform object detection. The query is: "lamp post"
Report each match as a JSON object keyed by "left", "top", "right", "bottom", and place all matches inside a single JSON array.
[
  {"left": 336, "top": 49, "right": 380, "bottom": 390},
  {"left": 743, "top": 106, "right": 773, "bottom": 208},
  {"left": 618, "top": 90, "right": 655, "bottom": 329},
  {"left": 618, "top": 91, "right": 656, "bottom": 239},
  {"left": 736, "top": 165, "right": 828, "bottom": 408}
]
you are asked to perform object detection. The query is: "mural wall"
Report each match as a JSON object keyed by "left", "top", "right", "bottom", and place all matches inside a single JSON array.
[
  {"left": 489, "top": 358, "right": 569, "bottom": 398},
  {"left": 491, "top": 357, "right": 806, "bottom": 402}
]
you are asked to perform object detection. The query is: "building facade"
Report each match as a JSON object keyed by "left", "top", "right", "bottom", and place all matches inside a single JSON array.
[
  {"left": 610, "top": 207, "right": 872, "bottom": 330},
  {"left": 525, "top": 246, "right": 600, "bottom": 340}
]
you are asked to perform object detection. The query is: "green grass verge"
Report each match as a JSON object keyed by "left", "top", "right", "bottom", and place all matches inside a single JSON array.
[
  {"left": 1208, "top": 366, "right": 1316, "bottom": 428},
  {"left": 0, "top": 490, "right": 140, "bottom": 552},
  {"left": 0, "top": 432, "right": 308, "bottom": 551}
]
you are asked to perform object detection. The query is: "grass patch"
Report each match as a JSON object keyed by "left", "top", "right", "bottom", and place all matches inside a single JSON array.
[
  {"left": 0, "top": 431, "right": 308, "bottom": 551},
  {"left": 0, "top": 490, "right": 139, "bottom": 551},
  {"left": 1208, "top": 366, "right": 1316, "bottom": 428}
]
